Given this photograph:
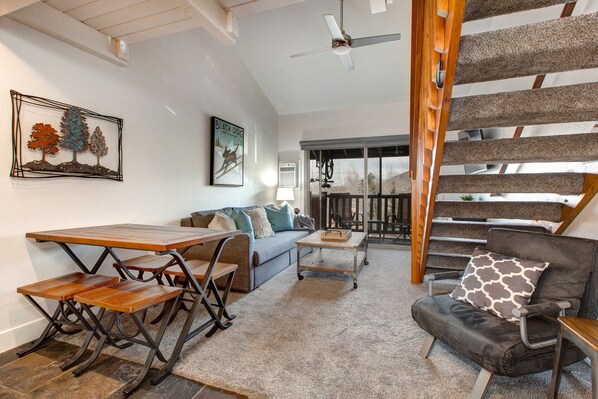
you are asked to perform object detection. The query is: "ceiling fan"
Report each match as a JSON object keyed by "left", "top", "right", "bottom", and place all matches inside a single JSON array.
[{"left": 290, "top": 0, "right": 401, "bottom": 71}]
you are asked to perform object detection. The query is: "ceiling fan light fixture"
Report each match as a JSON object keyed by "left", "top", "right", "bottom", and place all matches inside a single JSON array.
[{"left": 332, "top": 41, "right": 351, "bottom": 56}]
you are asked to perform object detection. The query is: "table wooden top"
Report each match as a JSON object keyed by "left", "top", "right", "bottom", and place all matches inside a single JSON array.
[
  {"left": 296, "top": 231, "right": 367, "bottom": 249},
  {"left": 558, "top": 316, "right": 598, "bottom": 352},
  {"left": 26, "top": 224, "right": 240, "bottom": 252}
]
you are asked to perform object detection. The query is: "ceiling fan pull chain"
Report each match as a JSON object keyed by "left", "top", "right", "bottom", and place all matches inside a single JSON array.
[{"left": 340, "top": 0, "right": 344, "bottom": 32}]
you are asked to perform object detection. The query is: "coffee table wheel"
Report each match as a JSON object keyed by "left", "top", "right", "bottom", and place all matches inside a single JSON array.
[
  {"left": 364, "top": 259, "right": 369, "bottom": 265},
  {"left": 353, "top": 281, "right": 358, "bottom": 289},
  {"left": 298, "top": 274, "right": 304, "bottom": 280}
]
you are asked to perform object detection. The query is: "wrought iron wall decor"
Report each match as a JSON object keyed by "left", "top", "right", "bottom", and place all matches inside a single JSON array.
[
  {"left": 10, "top": 90, "right": 123, "bottom": 180},
  {"left": 210, "top": 116, "right": 244, "bottom": 186}
]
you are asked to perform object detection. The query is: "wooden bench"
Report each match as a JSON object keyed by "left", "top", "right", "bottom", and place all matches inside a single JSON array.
[
  {"left": 115, "top": 255, "right": 238, "bottom": 330},
  {"left": 16, "top": 272, "right": 119, "bottom": 359},
  {"left": 73, "top": 280, "right": 182, "bottom": 395}
]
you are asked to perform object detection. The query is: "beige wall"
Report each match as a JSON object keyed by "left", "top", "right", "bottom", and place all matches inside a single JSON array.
[
  {"left": 278, "top": 102, "right": 409, "bottom": 211},
  {"left": 0, "top": 19, "right": 279, "bottom": 351}
]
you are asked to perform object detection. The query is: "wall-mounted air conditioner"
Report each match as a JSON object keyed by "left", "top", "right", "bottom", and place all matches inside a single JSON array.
[{"left": 279, "top": 162, "right": 297, "bottom": 188}]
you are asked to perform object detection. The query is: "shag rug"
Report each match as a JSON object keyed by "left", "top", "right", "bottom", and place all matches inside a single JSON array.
[{"left": 60, "top": 249, "right": 592, "bottom": 398}]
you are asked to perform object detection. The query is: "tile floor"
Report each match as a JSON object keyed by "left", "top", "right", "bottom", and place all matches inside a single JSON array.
[{"left": 0, "top": 339, "right": 247, "bottom": 399}]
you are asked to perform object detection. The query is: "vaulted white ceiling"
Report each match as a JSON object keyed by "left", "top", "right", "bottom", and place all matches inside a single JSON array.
[
  {"left": 233, "top": 0, "right": 410, "bottom": 115},
  {"left": 4, "top": 0, "right": 409, "bottom": 116}
]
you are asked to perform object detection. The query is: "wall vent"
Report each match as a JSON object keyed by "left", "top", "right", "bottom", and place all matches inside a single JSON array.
[{"left": 279, "top": 162, "right": 297, "bottom": 187}]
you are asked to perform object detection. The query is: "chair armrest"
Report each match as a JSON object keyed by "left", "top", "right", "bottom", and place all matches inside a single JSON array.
[
  {"left": 424, "top": 271, "right": 464, "bottom": 296},
  {"left": 512, "top": 301, "right": 571, "bottom": 350}
]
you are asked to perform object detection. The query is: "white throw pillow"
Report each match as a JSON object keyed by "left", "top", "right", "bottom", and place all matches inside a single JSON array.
[
  {"left": 246, "top": 207, "right": 275, "bottom": 238},
  {"left": 208, "top": 211, "right": 236, "bottom": 230}
]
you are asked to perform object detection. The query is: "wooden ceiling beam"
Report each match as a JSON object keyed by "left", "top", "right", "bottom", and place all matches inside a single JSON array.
[
  {"left": 0, "top": 0, "right": 39, "bottom": 17},
  {"left": 174, "top": 0, "right": 237, "bottom": 45},
  {"left": 223, "top": 0, "right": 306, "bottom": 17},
  {"left": 8, "top": 2, "right": 128, "bottom": 67}
]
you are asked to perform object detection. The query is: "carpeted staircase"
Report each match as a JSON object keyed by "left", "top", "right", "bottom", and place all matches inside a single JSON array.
[{"left": 425, "top": 2, "right": 598, "bottom": 273}]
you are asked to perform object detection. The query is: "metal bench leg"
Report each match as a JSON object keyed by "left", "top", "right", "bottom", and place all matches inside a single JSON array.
[
  {"left": 17, "top": 297, "right": 80, "bottom": 357},
  {"left": 205, "top": 272, "right": 237, "bottom": 337},
  {"left": 122, "top": 298, "right": 178, "bottom": 395},
  {"left": 73, "top": 306, "right": 118, "bottom": 376}
]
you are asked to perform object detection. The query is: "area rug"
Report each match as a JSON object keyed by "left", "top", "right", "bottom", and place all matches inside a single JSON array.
[{"left": 60, "top": 248, "right": 591, "bottom": 398}]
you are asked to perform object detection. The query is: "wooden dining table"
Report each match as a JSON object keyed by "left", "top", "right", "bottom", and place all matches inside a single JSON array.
[{"left": 26, "top": 223, "right": 240, "bottom": 384}]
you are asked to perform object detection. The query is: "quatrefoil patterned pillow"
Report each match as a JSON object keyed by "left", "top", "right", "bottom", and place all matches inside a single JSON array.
[{"left": 450, "top": 248, "right": 550, "bottom": 322}]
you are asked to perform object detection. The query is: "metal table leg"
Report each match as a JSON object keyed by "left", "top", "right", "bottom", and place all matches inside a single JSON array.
[
  {"left": 297, "top": 245, "right": 304, "bottom": 280},
  {"left": 151, "top": 236, "right": 233, "bottom": 385}
]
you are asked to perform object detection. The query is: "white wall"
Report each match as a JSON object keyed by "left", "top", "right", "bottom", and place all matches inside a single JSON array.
[
  {"left": 0, "top": 19, "right": 279, "bottom": 351},
  {"left": 278, "top": 102, "right": 409, "bottom": 210}
]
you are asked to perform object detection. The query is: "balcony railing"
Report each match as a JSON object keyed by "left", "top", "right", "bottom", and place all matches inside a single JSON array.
[{"left": 310, "top": 192, "right": 411, "bottom": 244}]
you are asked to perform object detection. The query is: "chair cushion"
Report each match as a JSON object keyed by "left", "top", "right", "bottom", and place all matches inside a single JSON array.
[
  {"left": 486, "top": 229, "right": 598, "bottom": 319},
  {"left": 450, "top": 248, "right": 549, "bottom": 322},
  {"left": 246, "top": 207, "right": 275, "bottom": 239},
  {"left": 265, "top": 204, "right": 294, "bottom": 232},
  {"left": 411, "top": 295, "right": 585, "bottom": 377},
  {"left": 252, "top": 230, "right": 309, "bottom": 266}
]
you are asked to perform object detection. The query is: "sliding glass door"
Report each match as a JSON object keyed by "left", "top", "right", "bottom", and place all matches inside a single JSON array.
[{"left": 306, "top": 143, "right": 410, "bottom": 246}]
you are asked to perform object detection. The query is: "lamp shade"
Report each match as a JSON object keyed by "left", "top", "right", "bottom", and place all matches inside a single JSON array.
[{"left": 276, "top": 187, "right": 295, "bottom": 201}]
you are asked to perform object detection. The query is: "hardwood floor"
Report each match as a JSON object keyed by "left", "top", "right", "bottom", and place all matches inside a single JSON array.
[{"left": 0, "top": 339, "right": 247, "bottom": 399}]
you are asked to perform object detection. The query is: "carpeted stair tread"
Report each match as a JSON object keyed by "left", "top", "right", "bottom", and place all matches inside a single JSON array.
[
  {"left": 463, "top": 0, "right": 574, "bottom": 22},
  {"left": 437, "top": 173, "right": 585, "bottom": 194},
  {"left": 429, "top": 239, "right": 482, "bottom": 256},
  {"left": 426, "top": 254, "right": 470, "bottom": 271},
  {"left": 443, "top": 133, "right": 598, "bottom": 165},
  {"left": 448, "top": 83, "right": 598, "bottom": 131},
  {"left": 434, "top": 201, "right": 563, "bottom": 222},
  {"left": 431, "top": 221, "right": 550, "bottom": 240},
  {"left": 456, "top": 13, "right": 598, "bottom": 85}
]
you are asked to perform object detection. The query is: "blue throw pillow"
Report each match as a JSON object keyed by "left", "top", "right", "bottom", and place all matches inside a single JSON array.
[
  {"left": 265, "top": 204, "right": 294, "bottom": 232},
  {"left": 231, "top": 209, "right": 254, "bottom": 237}
]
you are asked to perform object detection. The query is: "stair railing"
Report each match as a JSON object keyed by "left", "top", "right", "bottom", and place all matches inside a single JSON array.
[{"left": 409, "top": 0, "right": 466, "bottom": 283}]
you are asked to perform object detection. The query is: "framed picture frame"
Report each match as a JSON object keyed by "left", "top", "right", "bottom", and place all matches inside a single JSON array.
[
  {"left": 10, "top": 90, "right": 123, "bottom": 180},
  {"left": 210, "top": 116, "right": 244, "bottom": 186}
]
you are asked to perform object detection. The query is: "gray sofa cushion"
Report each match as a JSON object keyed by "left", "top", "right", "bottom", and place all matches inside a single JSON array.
[
  {"left": 411, "top": 295, "right": 585, "bottom": 377},
  {"left": 253, "top": 230, "right": 310, "bottom": 266}
]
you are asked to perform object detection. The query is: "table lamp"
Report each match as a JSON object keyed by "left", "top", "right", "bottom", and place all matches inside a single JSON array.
[{"left": 276, "top": 187, "right": 294, "bottom": 208}]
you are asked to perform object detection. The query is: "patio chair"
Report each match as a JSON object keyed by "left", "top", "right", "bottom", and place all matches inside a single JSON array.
[
  {"left": 383, "top": 193, "right": 411, "bottom": 243},
  {"left": 328, "top": 193, "right": 363, "bottom": 231},
  {"left": 412, "top": 228, "right": 598, "bottom": 399}
]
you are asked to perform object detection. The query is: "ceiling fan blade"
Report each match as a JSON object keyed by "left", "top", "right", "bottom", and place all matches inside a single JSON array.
[
  {"left": 339, "top": 53, "right": 354, "bottom": 71},
  {"left": 290, "top": 47, "right": 331, "bottom": 58},
  {"left": 323, "top": 14, "right": 344, "bottom": 41},
  {"left": 352, "top": 33, "right": 401, "bottom": 48}
]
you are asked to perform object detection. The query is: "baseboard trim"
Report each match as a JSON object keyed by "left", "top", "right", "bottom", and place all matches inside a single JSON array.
[{"left": 0, "top": 317, "right": 46, "bottom": 353}]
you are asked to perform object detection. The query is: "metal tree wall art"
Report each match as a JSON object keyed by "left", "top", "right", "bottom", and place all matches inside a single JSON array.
[{"left": 10, "top": 90, "right": 123, "bottom": 180}]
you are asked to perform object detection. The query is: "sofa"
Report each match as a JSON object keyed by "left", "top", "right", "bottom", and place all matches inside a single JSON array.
[{"left": 181, "top": 205, "right": 313, "bottom": 292}]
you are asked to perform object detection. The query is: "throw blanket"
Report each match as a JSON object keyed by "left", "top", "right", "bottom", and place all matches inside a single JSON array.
[{"left": 294, "top": 214, "right": 316, "bottom": 232}]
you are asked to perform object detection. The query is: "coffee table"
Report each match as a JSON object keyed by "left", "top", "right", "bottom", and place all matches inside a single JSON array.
[{"left": 296, "top": 231, "right": 368, "bottom": 289}]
